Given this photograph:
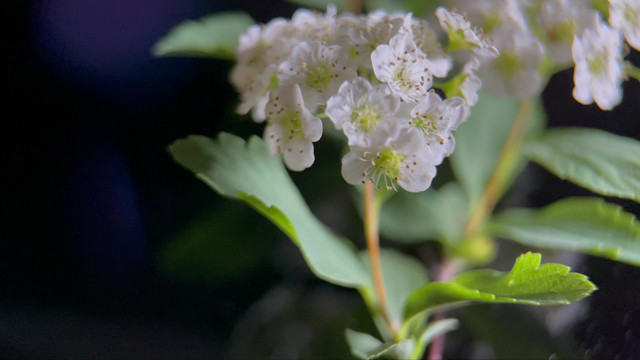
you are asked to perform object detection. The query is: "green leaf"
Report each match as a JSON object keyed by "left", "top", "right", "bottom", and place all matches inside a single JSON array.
[
  {"left": 345, "top": 329, "right": 413, "bottom": 360},
  {"left": 450, "top": 93, "right": 544, "bottom": 209},
  {"left": 287, "top": 0, "right": 350, "bottom": 11},
  {"left": 360, "top": 250, "right": 429, "bottom": 334},
  {"left": 152, "top": 12, "right": 254, "bottom": 59},
  {"left": 523, "top": 127, "right": 640, "bottom": 203},
  {"left": 408, "top": 318, "right": 459, "bottom": 360},
  {"left": 168, "top": 133, "right": 369, "bottom": 287},
  {"left": 379, "top": 183, "right": 467, "bottom": 245},
  {"left": 404, "top": 252, "right": 596, "bottom": 320},
  {"left": 488, "top": 197, "right": 640, "bottom": 266}
]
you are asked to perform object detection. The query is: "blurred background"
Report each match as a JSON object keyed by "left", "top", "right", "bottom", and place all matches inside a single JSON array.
[{"left": 2, "top": 0, "right": 639, "bottom": 358}]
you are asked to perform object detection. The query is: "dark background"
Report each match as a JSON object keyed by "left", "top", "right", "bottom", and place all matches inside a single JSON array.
[{"left": 2, "top": 0, "right": 639, "bottom": 358}]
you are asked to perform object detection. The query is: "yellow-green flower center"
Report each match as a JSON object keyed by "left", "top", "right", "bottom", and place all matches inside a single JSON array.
[
  {"left": 495, "top": 51, "right": 522, "bottom": 77},
  {"left": 373, "top": 147, "right": 403, "bottom": 182},
  {"left": 351, "top": 105, "right": 381, "bottom": 132},
  {"left": 306, "top": 65, "right": 332, "bottom": 90},
  {"left": 392, "top": 67, "right": 413, "bottom": 92},
  {"left": 588, "top": 52, "right": 607, "bottom": 75},
  {"left": 549, "top": 19, "right": 577, "bottom": 43},
  {"left": 280, "top": 109, "right": 304, "bottom": 139},
  {"left": 413, "top": 113, "right": 439, "bottom": 136}
]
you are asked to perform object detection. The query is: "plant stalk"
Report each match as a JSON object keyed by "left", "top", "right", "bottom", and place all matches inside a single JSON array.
[
  {"left": 428, "top": 99, "right": 535, "bottom": 360},
  {"left": 426, "top": 259, "right": 459, "bottom": 360},
  {"left": 463, "top": 99, "right": 536, "bottom": 237},
  {"left": 363, "top": 181, "right": 396, "bottom": 337}
]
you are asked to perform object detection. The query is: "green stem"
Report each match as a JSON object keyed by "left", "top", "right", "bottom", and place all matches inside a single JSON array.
[
  {"left": 363, "top": 181, "right": 396, "bottom": 338},
  {"left": 625, "top": 62, "right": 640, "bottom": 82},
  {"left": 464, "top": 99, "right": 536, "bottom": 237}
]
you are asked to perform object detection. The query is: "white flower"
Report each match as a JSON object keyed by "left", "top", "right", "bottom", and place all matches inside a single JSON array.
[
  {"left": 278, "top": 41, "right": 357, "bottom": 110},
  {"left": 447, "top": 0, "right": 528, "bottom": 33},
  {"left": 538, "top": 0, "right": 595, "bottom": 65},
  {"left": 231, "top": 19, "right": 295, "bottom": 118},
  {"left": 402, "top": 92, "right": 469, "bottom": 161},
  {"left": 263, "top": 84, "right": 322, "bottom": 171},
  {"left": 404, "top": 16, "right": 452, "bottom": 78},
  {"left": 341, "top": 128, "right": 438, "bottom": 192},
  {"left": 326, "top": 78, "right": 401, "bottom": 146},
  {"left": 346, "top": 10, "right": 405, "bottom": 68},
  {"left": 435, "top": 6, "right": 499, "bottom": 58},
  {"left": 609, "top": 0, "right": 640, "bottom": 51},
  {"left": 481, "top": 24, "right": 544, "bottom": 99},
  {"left": 371, "top": 32, "right": 433, "bottom": 102},
  {"left": 572, "top": 17, "right": 625, "bottom": 110},
  {"left": 459, "top": 57, "right": 483, "bottom": 106},
  {"left": 291, "top": 5, "right": 340, "bottom": 44}
]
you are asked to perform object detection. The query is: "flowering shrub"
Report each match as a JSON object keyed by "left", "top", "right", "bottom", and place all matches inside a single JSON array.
[{"left": 154, "top": 0, "right": 640, "bottom": 358}]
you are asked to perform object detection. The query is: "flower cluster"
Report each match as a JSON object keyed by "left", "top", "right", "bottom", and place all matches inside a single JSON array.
[
  {"left": 448, "top": 0, "right": 639, "bottom": 109},
  {"left": 231, "top": 6, "right": 497, "bottom": 192}
]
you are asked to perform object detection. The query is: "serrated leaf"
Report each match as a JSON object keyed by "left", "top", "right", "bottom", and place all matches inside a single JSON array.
[
  {"left": 404, "top": 252, "right": 596, "bottom": 320},
  {"left": 287, "top": 0, "right": 350, "bottom": 11},
  {"left": 168, "top": 133, "right": 369, "bottom": 287},
  {"left": 359, "top": 250, "right": 429, "bottom": 334},
  {"left": 345, "top": 329, "right": 413, "bottom": 360},
  {"left": 450, "top": 94, "right": 544, "bottom": 209},
  {"left": 379, "top": 183, "right": 467, "bottom": 245},
  {"left": 152, "top": 12, "right": 254, "bottom": 59},
  {"left": 523, "top": 127, "right": 640, "bottom": 203},
  {"left": 488, "top": 197, "right": 640, "bottom": 266}
]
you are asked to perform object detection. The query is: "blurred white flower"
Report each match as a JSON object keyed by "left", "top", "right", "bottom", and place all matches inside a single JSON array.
[
  {"left": 435, "top": 6, "right": 499, "bottom": 58},
  {"left": 609, "top": 0, "right": 640, "bottom": 51},
  {"left": 481, "top": 24, "right": 544, "bottom": 99},
  {"left": 459, "top": 57, "right": 483, "bottom": 106},
  {"left": 572, "top": 17, "right": 625, "bottom": 110},
  {"left": 264, "top": 84, "right": 322, "bottom": 171},
  {"left": 346, "top": 10, "right": 405, "bottom": 68},
  {"left": 538, "top": 0, "right": 597, "bottom": 65},
  {"left": 231, "top": 19, "right": 294, "bottom": 118}
]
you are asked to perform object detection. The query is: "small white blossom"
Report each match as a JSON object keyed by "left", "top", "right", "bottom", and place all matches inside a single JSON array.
[
  {"left": 404, "top": 16, "right": 452, "bottom": 78},
  {"left": 371, "top": 32, "right": 434, "bottom": 102},
  {"left": 435, "top": 7, "right": 499, "bottom": 58},
  {"left": 291, "top": 5, "right": 340, "bottom": 44},
  {"left": 609, "top": 0, "right": 640, "bottom": 51},
  {"left": 481, "top": 24, "right": 544, "bottom": 99},
  {"left": 326, "top": 78, "right": 401, "bottom": 146},
  {"left": 264, "top": 84, "right": 322, "bottom": 171},
  {"left": 538, "top": 0, "right": 595, "bottom": 65},
  {"left": 459, "top": 57, "right": 483, "bottom": 106},
  {"left": 231, "top": 19, "right": 294, "bottom": 118},
  {"left": 341, "top": 128, "right": 438, "bottom": 192},
  {"left": 278, "top": 41, "right": 357, "bottom": 110},
  {"left": 401, "top": 92, "right": 469, "bottom": 162},
  {"left": 572, "top": 17, "right": 625, "bottom": 110},
  {"left": 346, "top": 10, "right": 405, "bottom": 68}
]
